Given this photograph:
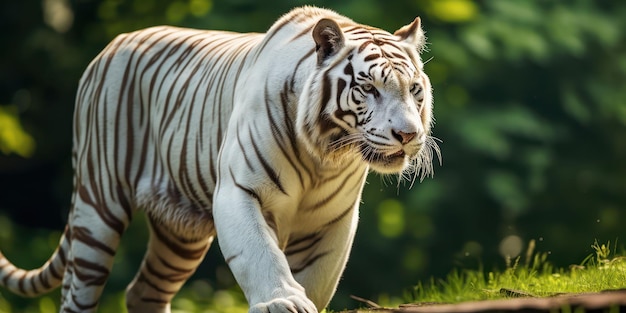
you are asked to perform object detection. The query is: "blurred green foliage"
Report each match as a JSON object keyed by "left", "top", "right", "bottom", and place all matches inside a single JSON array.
[
  {"left": 1, "top": 0, "right": 625, "bottom": 312},
  {"left": 0, "top": 105, "right": 35, "bottom": 157}
]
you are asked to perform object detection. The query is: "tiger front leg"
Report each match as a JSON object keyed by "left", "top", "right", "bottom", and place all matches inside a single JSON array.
[
  {"left": 287, "top": 202, "right": 360, "bottom": 310},
  {"left": 213, "top": 186, "right": 317, "bottom": 313}
]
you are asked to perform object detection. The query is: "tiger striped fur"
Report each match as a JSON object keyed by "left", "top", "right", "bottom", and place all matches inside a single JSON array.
[{"left": 0, "top": 6, "right": 436, "bottom": 313}]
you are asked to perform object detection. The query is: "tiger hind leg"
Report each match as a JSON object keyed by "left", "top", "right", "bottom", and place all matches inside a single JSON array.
[
  {"left": 125, "top": 215, "right": 214, "bottom": 313},
  {"left": 59, "top": 188, "right": 133, "bottom": 313}
]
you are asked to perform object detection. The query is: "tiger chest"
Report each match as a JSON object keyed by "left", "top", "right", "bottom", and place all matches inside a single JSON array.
[{"left": 262, "top": 166, "right": 368, "bottom": 251}]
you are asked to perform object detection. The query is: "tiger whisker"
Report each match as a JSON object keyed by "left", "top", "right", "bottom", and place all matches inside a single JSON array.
[
  {"left": 329, "top": 133, "right": 363, "bottom": 151},
  {"left": 429, "top": 135, "right": 443, "bottom": 166},
  {"left": 404, "top": 135, "right": 441, "bottom": 189}
]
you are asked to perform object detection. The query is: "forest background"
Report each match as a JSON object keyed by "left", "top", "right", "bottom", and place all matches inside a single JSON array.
[{"left": 0, "top": 0, "right": 625, "bottom": 311}]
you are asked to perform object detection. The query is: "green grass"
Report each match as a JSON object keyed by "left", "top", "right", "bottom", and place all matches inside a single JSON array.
[{"left": 406, "top": 240, "right": 626, "bottom": 305}]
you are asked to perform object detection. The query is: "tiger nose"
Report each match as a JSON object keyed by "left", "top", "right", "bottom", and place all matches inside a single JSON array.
[{"left": 391, "top": 130, "right": 417, "bottom": 145}]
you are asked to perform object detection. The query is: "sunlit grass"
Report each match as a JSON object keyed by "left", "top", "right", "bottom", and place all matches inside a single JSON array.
[{"left": 406, "top": 240, "right": 626, "bottom": 304}]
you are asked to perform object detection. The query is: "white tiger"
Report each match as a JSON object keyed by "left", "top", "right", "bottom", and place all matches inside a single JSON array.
[{"left": 0, "top": 6, "right": 436, "bottom": 313}]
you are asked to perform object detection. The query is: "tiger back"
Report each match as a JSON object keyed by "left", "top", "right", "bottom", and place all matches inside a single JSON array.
[{"left": 0, "top": 6, "right": 436, "bottom": 313}]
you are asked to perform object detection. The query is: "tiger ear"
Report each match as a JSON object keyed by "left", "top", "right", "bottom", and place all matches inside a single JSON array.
[
  {"left": 394, "top": 17, "right": 426, "bottom": 51},
  {"left": 312, "top": 18, "right": 345, "bottom": 64}
]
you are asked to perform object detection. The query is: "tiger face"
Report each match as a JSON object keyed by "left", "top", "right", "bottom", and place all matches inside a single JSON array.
[{"left": 306, "top": 17, "right": 436, "bottom": 177}]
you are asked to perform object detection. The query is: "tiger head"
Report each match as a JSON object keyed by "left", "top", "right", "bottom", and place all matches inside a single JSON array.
[{"left": 300, "top": 16, "right": 438, "bottom": 180}]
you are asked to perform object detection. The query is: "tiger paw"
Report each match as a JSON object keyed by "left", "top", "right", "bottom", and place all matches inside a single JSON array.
[{"left": 249, "top": 295, "right": 318, "bottom": 313}]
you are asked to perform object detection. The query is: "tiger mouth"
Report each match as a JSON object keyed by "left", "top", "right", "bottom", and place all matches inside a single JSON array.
[
  {"left": 388, "top": 150, "right": 406, "bottom": 158},
  {"left": 359, "top": 146, "right": 407, "bottom": 165}
]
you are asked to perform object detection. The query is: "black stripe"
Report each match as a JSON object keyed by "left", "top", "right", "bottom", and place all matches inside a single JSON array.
[
  {"left": 287, "top": 232, "right": 319, "bottom": 247},
  {"left": 235, "top": 126, "right": 255, "bottom": 171},
  {"left": 305, "top": 165, "right": 360, "bottom": 211},
  {"left": 291, "top": 251, "right": 330, "bottom": 274},
  {"left": 115, "top": 184, "right": 133, "bottom": 223},
  {"left": 285, "top": 234, "right": 323, "bottom": 256},
  {"left": 319, "top": 72, "right": 332, "bottom": 119},
  {"left": 56, "top": 240, "right": 68, "bottom": 272},
  {"left": 30, "top": 275, "right": 39, "bottom": 295},
  {"left": 74, "top": 257, "right": 109, "bottom": 286},
  {"left": 50, "top": 259, "right": 63, "bottom": 281},
  {"left": 225, "top": 253, "right": 240, "bottom": 264},
  {"left": 248, "top": 125, "right": 287, "bottom": 195},
  {"left": 39, "top": 269, "right": 51, "bottom": 289},
  {"left": 325, "top": 204, "right": 355, "bottom": 227},
  {"left": 364, "top": 53, "right": 380, "bottom": 62},
  {"left": 290, "top": 48, "right": 315, "bottom": 92},
  {"left": 157, "top": 254, "right": 194, "bottom": 274},
  {"left": 1, "top": 268, "right": 15, "bottom": 286},
  {"left": 254, "top": 16, "right": 293, "bottom": 62},
  {"left": 229, "top": 167, "right": 262, "bottom": 206},
  {"left": 17, "top": 271, "right": 26, "bottom": 295},
  {"left": 150, "top": 223, "right": 208, "bottom": 260},
  {"left": 264, "top": 85, "right": 305, "bottom": 189},
  {"left": 145, "top": 259, "right": 188, "bottom": 283},
  {"left": 77, "top": 184, "right": 125, "bottom": 236},
  {"left": 280, "top": 82, "right": 313, "bottom": 182},
  {"left": 72, "top": 226, "right": 115, "bottom": 256}
]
